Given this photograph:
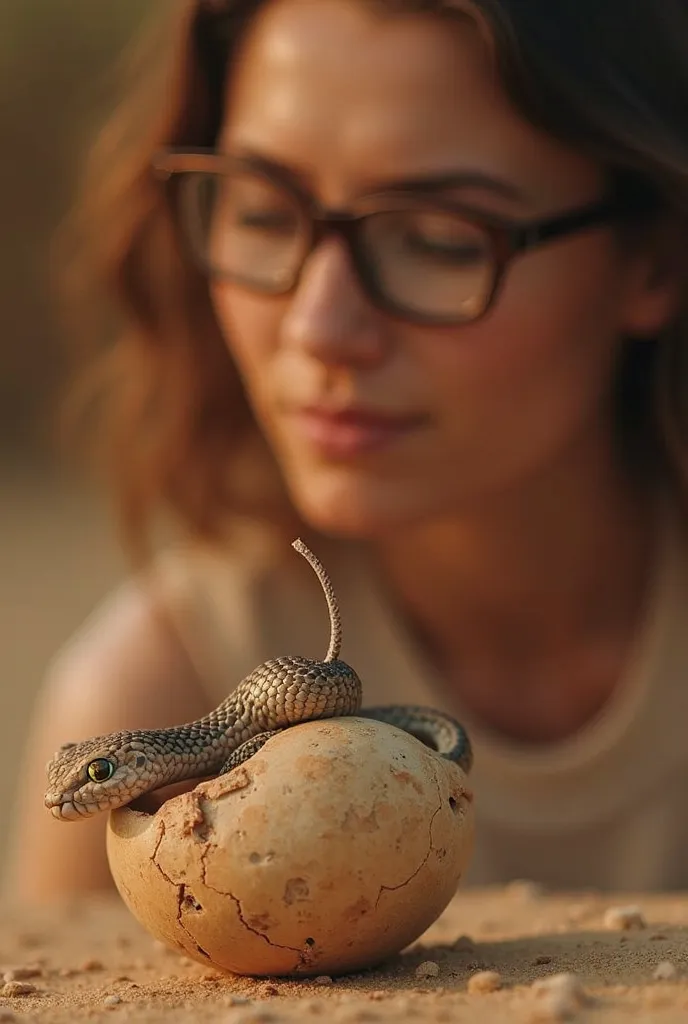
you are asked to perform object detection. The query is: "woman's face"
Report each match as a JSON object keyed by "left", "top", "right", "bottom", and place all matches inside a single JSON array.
[{"left": 211, "top": 0, "right": 667, "bottom": 536}]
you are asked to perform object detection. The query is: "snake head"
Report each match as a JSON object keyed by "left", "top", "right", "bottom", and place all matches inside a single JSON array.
[{"left": 44, "top": 734, "right": 155, "bottom": 820}]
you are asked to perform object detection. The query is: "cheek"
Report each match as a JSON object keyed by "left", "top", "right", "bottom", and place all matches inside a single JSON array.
[
  {"left": 426, "top": 239, "right": 628, "bottom": 448},
  {"left": 211, "top": 284, "right": 283, "bottom": 388}
]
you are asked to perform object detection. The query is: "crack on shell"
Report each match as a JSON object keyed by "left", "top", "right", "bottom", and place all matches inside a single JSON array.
[
  {"left": 149, "top": 820, "right": 211, "bottom": 960},
  {"left": 373, "top": 772, "right": 444, "bottom": 910},
  {"left": 199, "top": 846, "right": 317, "bottom": 970}
]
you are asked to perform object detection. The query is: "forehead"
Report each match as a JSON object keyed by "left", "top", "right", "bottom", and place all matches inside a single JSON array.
[{"left": 219, "top": 0, "right": 602, "bottom": 208}]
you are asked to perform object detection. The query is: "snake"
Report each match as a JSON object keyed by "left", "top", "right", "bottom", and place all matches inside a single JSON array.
[{"left": 44, "top": 539, "right": 472, "bottom": 821}]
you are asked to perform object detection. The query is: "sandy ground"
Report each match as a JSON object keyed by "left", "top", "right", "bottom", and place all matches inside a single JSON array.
[{"left": 0, "top": 885, "right": 687, "bottom": 1021}]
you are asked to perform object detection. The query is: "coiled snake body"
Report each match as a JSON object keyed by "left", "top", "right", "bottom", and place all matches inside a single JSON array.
[{"left": 45, "top": 539, "right": 472, "bottom": 820}]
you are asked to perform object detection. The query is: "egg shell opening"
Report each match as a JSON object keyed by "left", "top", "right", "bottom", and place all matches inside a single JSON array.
[{"left": 106, "top": 716, "right": 474, "bottom": 977}]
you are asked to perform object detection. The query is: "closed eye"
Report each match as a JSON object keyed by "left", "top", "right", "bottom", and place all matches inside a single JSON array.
[
  {"left": 235, "top": 210, "right": 298, "bottom": 234},
  {"left": 405, "top": 232, "right": 487, "bottom": 265}
]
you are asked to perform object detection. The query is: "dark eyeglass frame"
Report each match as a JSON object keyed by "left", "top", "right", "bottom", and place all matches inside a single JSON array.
[{"left": 153, "top": 147, "right": 653, "bottom": 326}]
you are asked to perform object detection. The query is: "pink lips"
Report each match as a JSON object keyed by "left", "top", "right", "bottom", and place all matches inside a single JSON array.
[{"left": 290, "top": 406, "right": 427, "bottom": 459}]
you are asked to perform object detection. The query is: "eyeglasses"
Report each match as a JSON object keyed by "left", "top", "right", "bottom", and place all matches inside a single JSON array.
[{"left": 153, "top": 148, "right": 650, "bottom": 326}]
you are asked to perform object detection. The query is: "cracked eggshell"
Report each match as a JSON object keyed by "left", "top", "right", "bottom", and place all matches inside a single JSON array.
[{"left": 106, "top": 716, "right": 474, "bottom": 977}]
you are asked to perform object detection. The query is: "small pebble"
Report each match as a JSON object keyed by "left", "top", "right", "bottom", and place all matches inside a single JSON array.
[
  {"left": 103, "top": 994, "right": 122, "bottom": 1006},
  {"left": 467, "top": 969, "right": 502, "bottom": 994},
  {"left": 415, "top": 961, "right": 440, "bottom": 979},
  {"left": 531, "top": 973, "right": 590, "bottom": 1021},
  {"left": 531, "top": 991, "right": 579, "bottom": 1021},
  {"left": 532, "top": 973, "right": 587, "bottom": 999},
  {"left": 653, "top": 960, "right": 678, "bottom": 981},
  {"left": 260, "top": 983, "right": 279, "bottom": 996},
  {"left": 1, "top": 982, "right": 37, "bottom": 997},
  {"left": 313, "top": 975, "right": 333, "bottom": 986},
  {"left": 533, "top": 955, "right": 553, "bottom": 966},
  {"left": 506, "top": 879, "right": 545, "bottom": 900},
  {"left": 603, "top": 905, "right": 646, "bottom": 931}
]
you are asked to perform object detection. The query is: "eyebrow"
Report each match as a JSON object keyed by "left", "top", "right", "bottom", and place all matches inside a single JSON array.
[
  {"left": 228, "top": 147, "right": 529, "bottom": 204},
  {"left": 362, "top": 170, "right": 529, "bottom": 203}
]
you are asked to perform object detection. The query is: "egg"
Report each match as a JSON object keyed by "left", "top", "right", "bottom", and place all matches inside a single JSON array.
[{"left": 106, "top": 716, "right": 474, "bottom": 977}]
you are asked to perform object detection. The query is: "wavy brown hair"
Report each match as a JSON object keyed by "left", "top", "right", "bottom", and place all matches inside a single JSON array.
[{"left": 59, "top": 0, "right": 688, "bottom": 561}]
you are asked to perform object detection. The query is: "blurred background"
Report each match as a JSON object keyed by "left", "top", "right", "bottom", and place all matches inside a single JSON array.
[{"left": 0, "top": 2, "right": 160, "bottom": 869}]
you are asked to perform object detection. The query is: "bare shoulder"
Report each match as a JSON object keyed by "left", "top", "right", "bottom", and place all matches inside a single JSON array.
[{"left": 44, "top": 576, "right": 206, "bottom": 731}]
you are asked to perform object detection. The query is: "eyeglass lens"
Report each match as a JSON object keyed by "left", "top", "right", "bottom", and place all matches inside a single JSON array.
[{"left": 178, "top": 170, "right": 496, "bottom": 321}]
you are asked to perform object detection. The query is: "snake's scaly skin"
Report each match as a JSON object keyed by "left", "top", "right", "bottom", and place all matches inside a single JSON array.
[{"left": 44, "top": 539, "right": 472, "bottom": 820}]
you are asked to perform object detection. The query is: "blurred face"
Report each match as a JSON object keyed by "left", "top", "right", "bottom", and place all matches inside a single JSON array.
[{"left": 209, "top": 0, "right": 665, "bottom": 536}]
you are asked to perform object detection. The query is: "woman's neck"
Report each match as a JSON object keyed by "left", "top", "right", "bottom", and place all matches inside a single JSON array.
[{"left": 375, "top": 435, "right": 656, "bottom": 743}]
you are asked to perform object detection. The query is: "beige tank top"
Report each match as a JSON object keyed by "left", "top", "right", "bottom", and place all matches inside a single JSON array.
[{"left": 150, "top": 507, "right": 688, "bottom": 891}]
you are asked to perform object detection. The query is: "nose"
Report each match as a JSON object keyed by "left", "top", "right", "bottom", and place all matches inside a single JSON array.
[{"left": 280, "top": 237, "right": 389, "bottom": 367}]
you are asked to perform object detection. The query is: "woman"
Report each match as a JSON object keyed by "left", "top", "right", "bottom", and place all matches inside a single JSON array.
[{"left": 7, "top": 0, "right": 688, "bottom": 902}]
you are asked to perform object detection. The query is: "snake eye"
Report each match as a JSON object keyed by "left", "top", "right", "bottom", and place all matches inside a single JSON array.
[{"left": 87, "top": 759, "right": 115, "bottom": 783}]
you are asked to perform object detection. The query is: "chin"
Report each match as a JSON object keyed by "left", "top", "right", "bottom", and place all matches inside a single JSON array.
[{"left": 284, "top": 468, "right": 432, "bottom": 540}]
